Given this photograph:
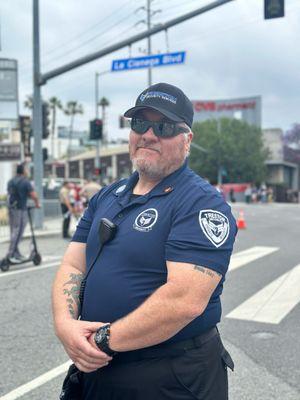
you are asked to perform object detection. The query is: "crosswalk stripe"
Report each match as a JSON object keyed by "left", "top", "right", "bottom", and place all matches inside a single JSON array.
[
  {"left": 0, "top": 260, "right": 60, "bottom": 279},
  {"left": 226, "top": 263, "right": 300, "bottom": 324},
  {"left": 0, "top": 360, "right": 71, "bottom": 400},
  {"left": 229, "top": 246, "right": 279, "bottom": 272}
]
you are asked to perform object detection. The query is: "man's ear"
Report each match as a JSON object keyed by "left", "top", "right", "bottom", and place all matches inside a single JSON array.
[{"left": 186, "top": 132, "right": 193, "bottom": 152}]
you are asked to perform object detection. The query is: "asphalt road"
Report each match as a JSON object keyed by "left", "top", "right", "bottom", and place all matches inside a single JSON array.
[{"left": 0, "top": 202, "right": 299, "bottom": 400}]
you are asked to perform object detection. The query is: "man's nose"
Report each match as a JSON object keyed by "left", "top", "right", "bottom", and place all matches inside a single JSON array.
[{"left": 141, "top": 126, "right": 158, "bottom": 140}]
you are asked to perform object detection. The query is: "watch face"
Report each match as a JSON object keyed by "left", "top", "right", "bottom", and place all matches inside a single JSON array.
[
  {"left": 96, "top": 330, "right": 106, "bottom": 342},
  {"left": 95, "top": 325, "right": 109, "bottom": 346}
]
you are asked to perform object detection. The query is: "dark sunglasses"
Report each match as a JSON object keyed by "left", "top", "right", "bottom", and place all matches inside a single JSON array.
[{"left": 130, "top": 117, "right": 190, "bottom": 138}]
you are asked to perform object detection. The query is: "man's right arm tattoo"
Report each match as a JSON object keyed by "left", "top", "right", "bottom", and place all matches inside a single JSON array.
[{"left": 63, "top": 272, "right": 84, "bottom": 318}]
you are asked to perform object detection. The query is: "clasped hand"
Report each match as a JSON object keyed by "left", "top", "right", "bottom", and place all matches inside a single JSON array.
[{"left": 56, "top": 319, "right": 112, "bottom": 373}]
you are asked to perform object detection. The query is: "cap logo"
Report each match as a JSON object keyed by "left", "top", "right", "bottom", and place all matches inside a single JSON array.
[
  {"left": 140, "top": 91, "right": 177, "bottom": 104},
  {"left": 199, "top": 209, "right": 230, "bottom": 248}
]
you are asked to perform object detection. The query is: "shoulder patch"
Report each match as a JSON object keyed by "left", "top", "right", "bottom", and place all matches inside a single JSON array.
[{"left": 199, "top": 209, "right": 230, "bottom": 248}]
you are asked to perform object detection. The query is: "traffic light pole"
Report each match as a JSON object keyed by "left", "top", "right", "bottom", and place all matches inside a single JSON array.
[{"left": 33, "top": 0, "right": 44, "bottom": 228}]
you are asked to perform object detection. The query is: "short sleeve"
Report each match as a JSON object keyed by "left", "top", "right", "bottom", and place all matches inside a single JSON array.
[
  {"left": 71, "top": 194, "right": 97, "bottom": 243},
  {"left": 165, "top": 198, "right": 237, "bottom": 276},
  {"left": 25, "top": 180, "right": 33, "bottom": 194}
]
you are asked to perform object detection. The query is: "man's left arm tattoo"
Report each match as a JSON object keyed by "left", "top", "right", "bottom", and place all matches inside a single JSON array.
[
  {"left": 63, "top": 273, "right": 84, "bottom": 318},
  {"left": 193, "top": 265, "right": 222, "bottom": 279}
]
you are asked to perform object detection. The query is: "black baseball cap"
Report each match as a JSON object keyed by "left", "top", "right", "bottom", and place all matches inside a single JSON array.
[{"left": 124, "top": 82, "right": 194, "bottom": 128}]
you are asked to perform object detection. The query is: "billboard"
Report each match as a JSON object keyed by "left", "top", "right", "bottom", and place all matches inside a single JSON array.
[
  {"left": 0, "top": 58, "right": 18, "bottom": 121},
  {"left": 192, "top": 96, "right": 261, "bottom": 127}
]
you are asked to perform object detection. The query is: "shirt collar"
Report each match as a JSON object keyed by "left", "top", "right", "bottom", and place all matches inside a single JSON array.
[{"left": 114, "top": 159, "right": 188, "bottom": 204}]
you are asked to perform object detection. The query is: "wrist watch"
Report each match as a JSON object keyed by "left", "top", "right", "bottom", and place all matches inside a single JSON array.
[{"left": 94, "top": 323, "right": 116, "bottom": 356}]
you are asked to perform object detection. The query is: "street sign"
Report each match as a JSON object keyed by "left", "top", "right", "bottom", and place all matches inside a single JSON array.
[
  {"left": 111, "top": 51, "right": 186, "bottom": 72},
  {"left": 0, "top": 143, "right": 21, "bottom": 161}
]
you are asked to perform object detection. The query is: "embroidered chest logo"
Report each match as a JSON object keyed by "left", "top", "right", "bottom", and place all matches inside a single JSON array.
[
  {"left": 133, "top": 208, "right": 158, "bottom": 232},
  {"left": 199, "top": 209, "right": 230, "bottom": 248}
]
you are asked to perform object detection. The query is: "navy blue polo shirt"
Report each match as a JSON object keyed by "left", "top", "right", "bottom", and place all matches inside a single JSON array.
[{"left": 72, "top": 161, "right": 237, "bottom": 343}]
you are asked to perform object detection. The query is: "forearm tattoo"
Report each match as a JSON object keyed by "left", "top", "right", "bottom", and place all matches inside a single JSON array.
[
  {"left": 63, "top": 273, "right": 83, "bottom": 318},
  {"left": 193, "top": 265, "right": 222, "bottom": 279}
]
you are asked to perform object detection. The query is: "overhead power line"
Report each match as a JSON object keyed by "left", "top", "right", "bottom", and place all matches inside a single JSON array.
[{"left": 20, "top": 0, "right": 137, "bottom": 71}]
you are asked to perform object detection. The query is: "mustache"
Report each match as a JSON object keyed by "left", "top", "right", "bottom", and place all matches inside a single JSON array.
[{"left": 136, "top": 144, "right": 160, "bottom": 152}]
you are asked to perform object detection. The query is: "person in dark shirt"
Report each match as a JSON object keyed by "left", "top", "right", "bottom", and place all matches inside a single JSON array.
[
  {"left": 52, "top": 83, "right": 237, "bottom": 400},
  {"left": 7, "top": 164, "right": 40, "bottom": 262}
]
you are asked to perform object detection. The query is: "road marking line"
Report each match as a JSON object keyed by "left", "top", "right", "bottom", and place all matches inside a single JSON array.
[
  {"left": 0, "top": 261, "right": 61, "bottom": 279},
  {"left": 226, "top": 263, "right": 300, "bottom": 324},
  {"left": 42, "top": 255, "right": 62, "bottom": 262},
  {"left": 0, "top": 360, "right": 71, "bottom": 400},
  {"left": 229, "top": 246, "right": 279, "bottom": 271}
]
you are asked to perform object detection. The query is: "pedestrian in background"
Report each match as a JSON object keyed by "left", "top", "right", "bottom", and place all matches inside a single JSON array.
[
  {"left": 6, "top": 164, "right": 40, "bottom": 262},
  {"left": 244, "top": 185, "right": 251, "bottom": 203},
  {"left": 59, "top": 182, "right": 74, "bottom": 239},
  {"left": 53, "top": 82, "right": 236, "bottom": 400},
  {"left": 229, "top": 188, "right": 236, "bottom": 203},
  {"left": 79, "top": 177, "right": 101, "bottom": 207}
]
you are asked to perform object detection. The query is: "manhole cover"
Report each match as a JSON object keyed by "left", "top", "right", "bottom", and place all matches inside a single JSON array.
[{"left": 252, "top": 331, "right": 276, "bottom": 339}]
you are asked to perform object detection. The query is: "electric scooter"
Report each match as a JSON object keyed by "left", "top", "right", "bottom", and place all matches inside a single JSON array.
[{"left": 0, "top": 206, "right": 42, "bottom": 272}]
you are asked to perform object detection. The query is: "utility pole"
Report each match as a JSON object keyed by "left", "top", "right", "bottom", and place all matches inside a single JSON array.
[
  {"left": 32, "top": 0, "right": 44, "bottom": 228},
  {"left": 146, "top": 0, "right": 152, "bottom": 86}
]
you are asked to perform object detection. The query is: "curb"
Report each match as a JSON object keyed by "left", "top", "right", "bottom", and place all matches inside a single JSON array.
[{"left": 0, "top": 229, "right": 63, "bottom": 244}]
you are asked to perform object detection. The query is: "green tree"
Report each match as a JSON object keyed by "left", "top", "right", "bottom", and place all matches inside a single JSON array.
[
  {"left": 63, "top": 101, "right": 84, "bottom": 160},
  {"left": 189, "top": 118, "right": 269, "bottom": 184},
  {"left": 48, "top": 97, "right": 63, "bottom": 158}
]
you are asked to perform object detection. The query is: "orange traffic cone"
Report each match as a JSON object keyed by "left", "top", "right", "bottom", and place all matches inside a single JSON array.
[{"left": 237, "top": 211, "right": 246, "bottom": 229}]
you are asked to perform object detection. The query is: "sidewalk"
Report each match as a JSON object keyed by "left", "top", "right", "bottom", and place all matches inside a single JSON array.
[{"left": 0, "top": 217, "right": 77, "bottom": 244}]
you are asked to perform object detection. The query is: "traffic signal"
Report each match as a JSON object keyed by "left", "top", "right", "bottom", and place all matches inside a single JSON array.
[
  {"left": 89, "top": 119, "right": 103, "bottom": 140},
  {"left": 42, "top": 148, "right": 48, "bottom": 162},
  {"left": 19, "top": 115, "right": 32, "bottom": 156},
  {"left": 264, "top": 0, "right": 284, "bottom": 19},
  {"left": 42, "top": 102, "right": 50, "bottom": 139}
]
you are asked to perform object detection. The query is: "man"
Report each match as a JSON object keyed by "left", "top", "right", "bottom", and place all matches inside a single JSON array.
[
  {"left": 7, "top": 163, "right": 40, "bottom": 262},
  {"left": 79, "top": 177, "right": 101, "bottom": 207},
  {"left": 52, "top": 82, "right": 237, "bottom": 400},
  {"left": 59, "top": 181, "right": 74, "bottom": 239}
]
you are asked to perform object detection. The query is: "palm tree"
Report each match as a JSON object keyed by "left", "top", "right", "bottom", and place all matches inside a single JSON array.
[
  {"left": 63, "top": 101, "right": 84, "bottom": 161},
  {"left": 98, "top": 97, "right": 110, "bottom": 145},
  {"left": 24, "top": 95, "right": 33, "bottom": 110},
  {"left": 48, "top": 97, "right": 62, "bottom": 158}
]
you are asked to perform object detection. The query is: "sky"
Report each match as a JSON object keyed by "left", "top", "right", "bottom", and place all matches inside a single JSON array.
[{"left": 1, "top": 0, "right": 300, "bottom": 143}]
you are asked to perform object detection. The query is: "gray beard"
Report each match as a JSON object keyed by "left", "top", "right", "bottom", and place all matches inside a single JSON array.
[{"left": 132, "top": 159, "right": 168, "bottom": 181}]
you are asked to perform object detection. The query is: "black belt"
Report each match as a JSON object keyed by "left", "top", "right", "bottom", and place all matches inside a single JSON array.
[{"left": 113, "top": 327, "right": 218, "bottom": 364}]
